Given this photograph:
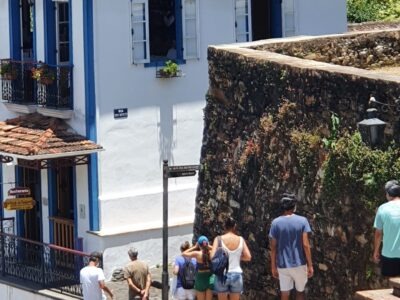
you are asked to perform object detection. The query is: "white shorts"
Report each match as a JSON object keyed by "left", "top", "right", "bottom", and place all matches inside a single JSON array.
[
  {"left": 173, "top": 287, "right": 195, "bottom": 300},
  {"left": 277, "top": 265, "right": 308, "bottom": 292}
]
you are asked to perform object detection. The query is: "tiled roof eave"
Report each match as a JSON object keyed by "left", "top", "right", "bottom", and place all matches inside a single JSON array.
[{"left": 0, "top": 148, "right": 104, "bottom": 161}]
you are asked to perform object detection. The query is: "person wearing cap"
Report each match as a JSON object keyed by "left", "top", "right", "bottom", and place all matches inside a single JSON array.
[
  {"left": 269, "top": 195, "right": 313, "bottom": 300},
  {"left": 80, "top": 252, "right": 114, "bottom": 300},
  {"left": 373, "top": 183, "right": 400, "bottom": 276},
  {"left": 183, "top": 236, "right": 214, "bottom": 300},
  {"left": 123, "top": 248, "right": 151, "bottom": 300}
]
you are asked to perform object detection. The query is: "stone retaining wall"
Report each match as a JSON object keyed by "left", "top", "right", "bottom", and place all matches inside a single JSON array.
[{"left": 194, "top": 30, "right": 400, "bottom": 299}]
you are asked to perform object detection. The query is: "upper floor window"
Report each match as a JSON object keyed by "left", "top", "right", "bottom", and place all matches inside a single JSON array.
[
  {"left": 235, "top": 0, "right": 251, "bottom": 42},
  {"left": 21, "top": 0, "right": 34, "bottom": 60},
  {"left": 130, "top": 0, "right": 200, "bottom": 64},
  {"left": 54, "top": 0, "right": 70, "bottom": 64},
  {"left": 234, "top": 0, "right": 283, "bottom": 42}
]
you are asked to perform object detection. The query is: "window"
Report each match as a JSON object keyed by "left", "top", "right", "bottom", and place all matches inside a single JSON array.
[
  {"left": 235, "top": 0, "right": 251, "bottom": 42},
  {"left": 55, "top": 1, "right": 70, "bottom": 64},
  {"left": 235, "top": 0, "right": 281, "bottom": 42},
  {"left": 130, "top": 0, "right": 200, "bottom": 64},
  {"left": 21, "top": 0, "right": 34, "bottom": 60}
]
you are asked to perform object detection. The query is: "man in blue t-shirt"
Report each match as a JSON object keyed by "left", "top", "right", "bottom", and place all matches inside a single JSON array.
[
  {"left": 373, "top": 183, "right": 400, "bottom": 276},
  {"left": 269, "top": 195, "right": 313, "bottom": 300}
]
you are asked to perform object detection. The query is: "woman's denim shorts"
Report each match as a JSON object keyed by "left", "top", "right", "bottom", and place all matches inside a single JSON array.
[{"left": 213, "top": 272, "right": 243, "bottom": 293}]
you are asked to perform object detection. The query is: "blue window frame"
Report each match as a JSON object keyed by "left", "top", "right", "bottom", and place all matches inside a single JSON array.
[
  {"left": 9, "top": 0, "right": 36, "bottom": 60},
  {"left": 130, "top": 0, "right": 200, "bottom": 65}
]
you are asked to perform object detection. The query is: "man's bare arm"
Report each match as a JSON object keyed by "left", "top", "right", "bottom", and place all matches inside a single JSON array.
[
  {"left": 99, "top": 280, "right": 113, "bottom": 299},
  {"left": 373, "top": 229, "right": 382, "bottom": 263},
  {"left": 270, "top": 238, "right": 279, "bottom": 279},
  {"left": 302, "top": 232, "right": 314, "bottom": 278},
  {"left": 127, "top": 277, "right": 141, "bottom": 294}
]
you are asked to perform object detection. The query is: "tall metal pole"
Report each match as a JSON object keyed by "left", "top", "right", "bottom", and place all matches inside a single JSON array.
[{"left": 162, "top": 160, "right": 169, "bottom": 300}]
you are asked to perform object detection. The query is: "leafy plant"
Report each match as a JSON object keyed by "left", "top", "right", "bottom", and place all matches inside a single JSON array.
[
  {"left": 159, "top": 60, "right": 180, "bottom": 78},
  {"left": 0, "top": 62, "right": 17, "bottom": 79},
  {"left": 321, "top": 132, "right": 400, "bottom": 207},
  {"left": 31, "top": 64, "right": 55, "bottom": 84},
  {"left": 347, "top": 0, "right": 400, "bottom": 22},
  {"left": 322, "top": 113, "right": 340, "bottom": 150}
]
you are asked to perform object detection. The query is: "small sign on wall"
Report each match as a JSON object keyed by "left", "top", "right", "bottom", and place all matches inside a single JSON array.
[{"left": 114, "top": 108, "right": 128, "bottom": 119}]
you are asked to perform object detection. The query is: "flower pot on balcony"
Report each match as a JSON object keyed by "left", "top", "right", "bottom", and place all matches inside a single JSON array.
[
  {"left": 39, "top": 77, "right": 54, "bottom": 85},
  {"left": 32, "top": 64, "right": 55, "bottom": 86},
  {"left": 2, "top": 73, "right": 17, "bottom": 80},
  {"left": 0, "top": 62, "right": 17, "bottom": 81}
]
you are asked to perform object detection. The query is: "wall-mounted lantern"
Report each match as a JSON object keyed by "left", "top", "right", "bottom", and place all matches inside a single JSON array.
[{"left": 357, "top": 108, "right": 387, "bottom": 147}]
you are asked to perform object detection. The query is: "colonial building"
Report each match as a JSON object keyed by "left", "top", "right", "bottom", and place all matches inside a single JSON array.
[{"left": 0, "top": 0, "right": 346, "bottom": 297}]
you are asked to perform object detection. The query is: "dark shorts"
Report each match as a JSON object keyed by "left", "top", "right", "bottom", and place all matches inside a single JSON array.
[
  {"left": 381, "top": 256, "right": 400, "bottom": 277},
  {"left": 194, "top": 271, "right": 214, "bottom": 292}
]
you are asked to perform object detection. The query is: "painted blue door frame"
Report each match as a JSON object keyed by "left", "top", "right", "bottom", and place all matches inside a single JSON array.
[{"left": 83, "top": 0, "right": 100, "bottom": 232}]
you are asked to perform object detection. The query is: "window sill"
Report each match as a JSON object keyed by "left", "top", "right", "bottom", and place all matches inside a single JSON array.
[
  {"left": 144, "top": 58, "right": 186, "bottom": 68},
  {"left": 156, "top": 69, "right": 184, "bottom": 79}
]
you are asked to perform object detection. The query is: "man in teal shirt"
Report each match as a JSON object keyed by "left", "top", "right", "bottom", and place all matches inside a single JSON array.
[{"left": 373, "top": 184, "right": 400, "bottom": 276}]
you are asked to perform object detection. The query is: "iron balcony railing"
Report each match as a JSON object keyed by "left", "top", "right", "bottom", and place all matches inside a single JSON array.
[
  {"left": 0, "top": 232, "right": 89, "bottom": 297},
  {"left": 0, "top": 59, "right": 73, "bottom": 109}
]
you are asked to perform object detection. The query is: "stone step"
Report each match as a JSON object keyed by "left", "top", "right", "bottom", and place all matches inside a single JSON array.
[
  {"left": 355, "top": 289, "right": 397, "bottom": 300},
  {"left": 390, "top": 278, "right": 400, "bottom": 297}
]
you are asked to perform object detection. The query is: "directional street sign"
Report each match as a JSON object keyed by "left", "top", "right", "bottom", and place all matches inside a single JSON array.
[
  {"left": 162, "top": 161, "right": 200, "bottom": 300},
  {"left": 168, "top": 165, "right": 199, "bottom": 178}
]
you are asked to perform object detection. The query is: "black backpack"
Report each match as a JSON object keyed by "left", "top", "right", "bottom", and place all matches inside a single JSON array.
[
  {"left": 180, "top": 257, "right": 196, "bottom": 289},
  {"left": 210, "top": 236, "right": 229, "bottom": 283}
]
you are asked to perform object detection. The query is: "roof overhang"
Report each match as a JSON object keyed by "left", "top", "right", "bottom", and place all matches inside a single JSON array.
[{"left": 0, "top": 148, "right": 104, "bottom": 162}]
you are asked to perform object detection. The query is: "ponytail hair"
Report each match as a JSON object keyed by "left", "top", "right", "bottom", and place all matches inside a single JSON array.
[
  {"left": 201, "top": 245, "right": 210, "bottom": 267},
  {"left": 224, "top": 216, "right": 236, "bottom": 230}
]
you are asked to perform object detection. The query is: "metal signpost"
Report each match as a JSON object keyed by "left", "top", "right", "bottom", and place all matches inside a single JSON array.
[{"left": 162, "top": 160, "right": 199, "bottom": 300}]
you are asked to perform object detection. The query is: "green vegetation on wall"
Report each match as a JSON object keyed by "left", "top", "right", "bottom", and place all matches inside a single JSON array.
[
  {"left": 347, "top": 0, "right": 400, "bottom": 23},
  {"left": 322, "top": 132, "right": 400, "bottom": 208}
]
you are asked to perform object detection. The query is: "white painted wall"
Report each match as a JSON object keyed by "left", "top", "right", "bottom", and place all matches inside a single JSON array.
[
  {"left": 40, "top": 169, "right": 49, "bottom": 243},
  {"left": 35, "top": 0, "right": 45, "bottom": 61},
  {"left": 68, "top": 0, "right": 87, "bottom": 135},
  {"left": 296, "top": 0, "right": 347, "bottom": 35},
  {"left": 0, "top": 0, "right": 10, "bottom": 58},
  {"left": 92, "top": 0, "right": 235, "bottom": 236},
  {"left": 2, "top": 165, "right": 16, "bottom": 223},
  {"left": 75, "top": 165, "right": 90, "bottom": 248}
]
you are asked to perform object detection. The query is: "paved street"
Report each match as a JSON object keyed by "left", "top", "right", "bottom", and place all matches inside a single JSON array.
[{"left": 107, "top": 265, "right": 172, "bottom": 300}]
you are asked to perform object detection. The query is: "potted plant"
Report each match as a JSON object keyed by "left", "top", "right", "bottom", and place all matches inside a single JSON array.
[
  {"left": 0, "top": 61, "right": 17, "bottom": 80},
  {"left": 31, "top": 64, "right": 55, "bottom": 85},
  {"left": 157, "top": 60, "right": 181, "bottom": 78}
]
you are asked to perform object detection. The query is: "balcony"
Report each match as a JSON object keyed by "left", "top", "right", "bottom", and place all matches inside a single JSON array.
[{"left": 0, "top": 59, "right": 73, "bottom": 119}]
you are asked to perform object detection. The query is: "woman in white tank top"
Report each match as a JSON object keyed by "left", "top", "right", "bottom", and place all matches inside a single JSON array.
[{"left": 210, "top": 216, "right": 252, "bottom": 300}]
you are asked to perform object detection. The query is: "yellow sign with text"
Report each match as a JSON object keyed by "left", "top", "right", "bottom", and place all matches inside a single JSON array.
[{"left": 3, "top": 197, "right": 35, "bottom": 210}]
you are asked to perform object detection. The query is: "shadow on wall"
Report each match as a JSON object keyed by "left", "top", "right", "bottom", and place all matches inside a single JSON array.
[{"left": 157, "top": 103, "right": 176, "bottom": 165}]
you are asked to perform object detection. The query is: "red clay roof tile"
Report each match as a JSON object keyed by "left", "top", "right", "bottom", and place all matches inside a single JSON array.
[{"left": 0, "top": 113, "right": 102, "bottom": 157}]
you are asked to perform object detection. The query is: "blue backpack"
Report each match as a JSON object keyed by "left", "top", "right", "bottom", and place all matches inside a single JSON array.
[{"left": 211, "top": 236, "right": 229, "bottom": 283}]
